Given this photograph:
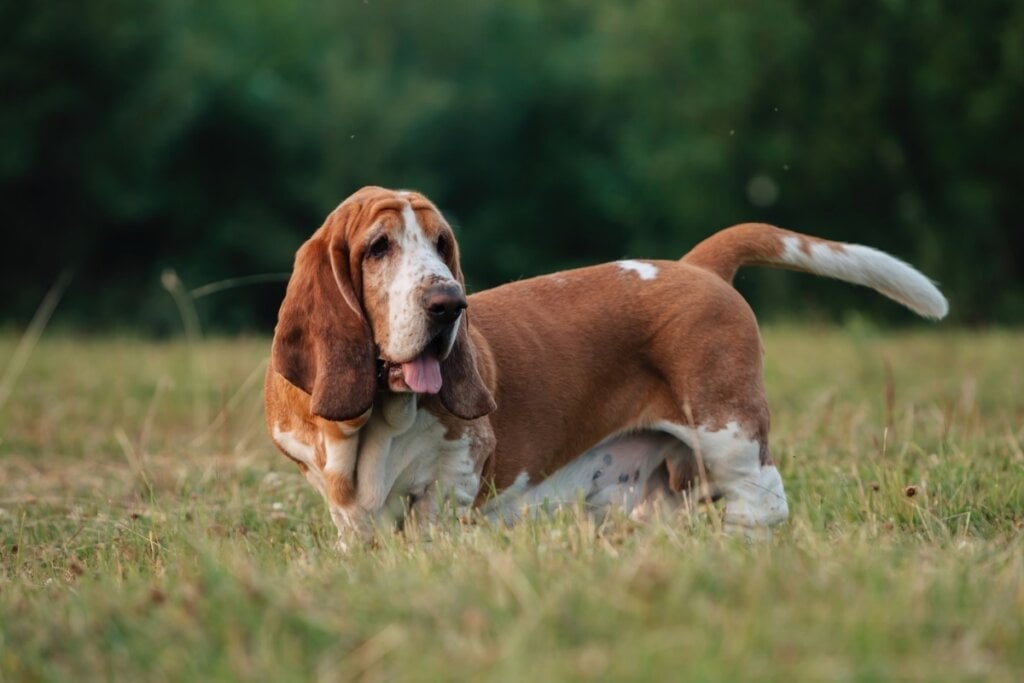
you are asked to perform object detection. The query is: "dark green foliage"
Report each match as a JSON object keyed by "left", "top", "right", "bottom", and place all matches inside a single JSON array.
[{"left": 2, "top": 0, "right": 1021, "bottom": 331}]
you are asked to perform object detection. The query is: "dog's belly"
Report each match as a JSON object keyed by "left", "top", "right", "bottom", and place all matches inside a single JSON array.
[{"left": 482, "top": 431, "right": 701, "bottom": 521}]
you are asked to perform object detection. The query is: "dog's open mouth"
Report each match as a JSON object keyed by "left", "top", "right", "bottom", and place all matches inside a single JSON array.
[
  {"left": 400, "top": 352, "right": 442, "bottom": 394},
  {"left": 380, "top": 331, "right": 451, "bottom": 395}
]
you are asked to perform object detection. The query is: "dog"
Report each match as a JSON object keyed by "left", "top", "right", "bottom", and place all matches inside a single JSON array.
[{"left": 264, "top": 186, "right": 947, "bottom": 547}]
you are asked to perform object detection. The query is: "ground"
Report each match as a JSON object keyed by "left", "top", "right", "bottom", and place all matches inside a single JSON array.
[{"left": 0, "top": 327, "right": 1022, "bottom": 682}]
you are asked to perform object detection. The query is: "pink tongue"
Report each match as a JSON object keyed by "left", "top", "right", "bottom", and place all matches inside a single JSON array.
[{"left": 401, "top": 354, "right": 443, "bottom": 394}]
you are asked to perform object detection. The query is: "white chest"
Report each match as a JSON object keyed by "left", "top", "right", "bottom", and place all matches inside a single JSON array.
[
  {"left": 273, "top": 394, "right": 480, "bottom": 544},
  {"left": 349, "top": 395, "right": 478, "bottom": 524}
]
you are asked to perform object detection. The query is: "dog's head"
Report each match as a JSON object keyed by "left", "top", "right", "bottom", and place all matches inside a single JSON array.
[{"left": 271, "top": 186, "right": 495, "bottom": 421}]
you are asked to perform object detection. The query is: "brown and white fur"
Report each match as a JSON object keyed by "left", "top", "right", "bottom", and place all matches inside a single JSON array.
[{"left": 265, "top": 186, "right": 947, "bottom": 548}]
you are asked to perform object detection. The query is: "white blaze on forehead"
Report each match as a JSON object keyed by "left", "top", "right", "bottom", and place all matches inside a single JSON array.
[
  {"left": 617, "top": 260, "right": 659, "bottom": 280},
  {"left": 385, "top": 202, "right": 459, "bottom": 361}
]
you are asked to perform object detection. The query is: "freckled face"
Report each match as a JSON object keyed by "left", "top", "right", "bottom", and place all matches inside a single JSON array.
[{"left": 359, "top": 200, "right": 462, "bottom": 364}]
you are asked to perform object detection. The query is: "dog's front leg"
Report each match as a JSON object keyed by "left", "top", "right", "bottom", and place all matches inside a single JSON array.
[
  {"left": 328, "top": 503, "right": 374, "bottom": 553},
  {"left": 406, "top": 453, "right": 477, "bottom": 531},
  {"left": 405, "top": 482, "right": 442, "bottom": 539}
]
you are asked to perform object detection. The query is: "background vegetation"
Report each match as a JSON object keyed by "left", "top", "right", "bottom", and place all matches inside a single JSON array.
[
  {"left": 3, "top": 0, "right": 1022, "bottom": 332},
  {"left": 2, "top": 330, "right": 1022, "bottom": 680}
]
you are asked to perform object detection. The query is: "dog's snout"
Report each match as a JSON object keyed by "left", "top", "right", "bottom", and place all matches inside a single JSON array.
[{"left": 424, "top": 286, "right": 467, "bottom": 325}]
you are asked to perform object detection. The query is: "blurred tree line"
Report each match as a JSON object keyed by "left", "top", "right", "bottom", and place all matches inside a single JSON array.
[{"left": 2, "top": 0, "right": 1021, "bottom": 333}]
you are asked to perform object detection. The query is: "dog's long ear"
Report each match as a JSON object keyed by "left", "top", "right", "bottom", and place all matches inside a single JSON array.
[
  {"left": 438, "top": 237, "right": 496, "bottom": 420},
  {"left": 439, "top": 314, "right": 496, "bottom": 420},
  {"left": 271, "top": 229, "right": 377, "bottom": 421}
]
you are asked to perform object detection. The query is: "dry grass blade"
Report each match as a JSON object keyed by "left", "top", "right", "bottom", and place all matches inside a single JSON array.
[
  {"left": 0, "top": 269, "right": 72, "bottom": 413},
  {"left": 189, "top": 273, "right": 291, "bottom": 299}
]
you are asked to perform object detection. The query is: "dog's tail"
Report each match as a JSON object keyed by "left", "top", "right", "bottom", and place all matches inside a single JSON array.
[{"left": 681, "top": 223, "right": 948, "bottom": 319}]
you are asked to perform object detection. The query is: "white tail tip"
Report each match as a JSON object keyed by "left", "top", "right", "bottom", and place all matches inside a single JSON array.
[{"left": 780, "top": 237, "right": 948, "bottom": 320}]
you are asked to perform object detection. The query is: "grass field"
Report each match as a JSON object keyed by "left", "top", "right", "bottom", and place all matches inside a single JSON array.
[{"left": 1, "top": 327, "right": 1022, "bottom": 682}]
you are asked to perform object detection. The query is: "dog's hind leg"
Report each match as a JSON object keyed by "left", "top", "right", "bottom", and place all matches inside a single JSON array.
[
  {"left": 704, "top": 430, "right": 788, "bottom": 536},
  {"left": 656, "top": 421, "right": 789, "bottom": 536}
]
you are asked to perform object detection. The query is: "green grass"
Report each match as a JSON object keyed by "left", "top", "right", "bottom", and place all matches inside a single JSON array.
[{"left": 1, "top": 328, "right": 1022, "bottom": 682}]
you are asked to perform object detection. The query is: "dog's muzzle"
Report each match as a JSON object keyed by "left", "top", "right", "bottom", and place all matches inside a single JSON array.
[{"left": 377, "top": 284, "right": 466, "bottom": 394}]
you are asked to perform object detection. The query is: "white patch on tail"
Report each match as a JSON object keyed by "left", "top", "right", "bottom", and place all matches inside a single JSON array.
[
  {"left": 780, "top": 236, "right": 948, "bottom": 319},
  {"left": 617, "top": 260, "right": 659, "bottom": 281}
]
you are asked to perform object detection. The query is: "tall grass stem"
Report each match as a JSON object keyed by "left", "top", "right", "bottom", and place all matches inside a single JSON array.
[{"left": 0, "top": 269, "right": 73, "bottom": 413}]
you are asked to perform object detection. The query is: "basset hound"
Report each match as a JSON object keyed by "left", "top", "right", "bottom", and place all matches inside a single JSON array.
[{"left": 265, "top": 186, "right": 947, "bottom": 547}]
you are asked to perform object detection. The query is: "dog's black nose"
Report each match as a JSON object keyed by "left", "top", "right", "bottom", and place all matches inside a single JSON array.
[{"left": 424, "top": 285, "right": 467, "bottom": 325}]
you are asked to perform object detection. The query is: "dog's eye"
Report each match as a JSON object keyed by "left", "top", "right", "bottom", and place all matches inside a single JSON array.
[
  {"left": 436, "top": 234, "right": 450, "bottom": 259},
  {"left": 367, "top": 235, "right": 390, "bottom": 260}
]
